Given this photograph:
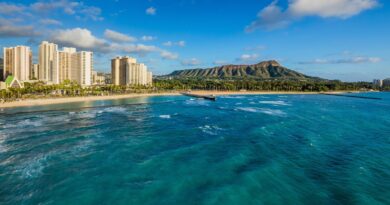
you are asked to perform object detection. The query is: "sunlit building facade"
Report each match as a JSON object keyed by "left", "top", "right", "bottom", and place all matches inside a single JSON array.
[
  {"left": 39, "top": 41, "right": 59, "bottom": 84},
  {"left": 76, "top": 51, "right": 93, "bottom": 86},
  {"left": 59, "top": 47, "right": 77, "bottom": 83},
  {"left": 3, "top": 46, "right": 32, "bottom": 82},
  {"left": 111, "top": 56, "right": 152, "bottom": 86}
]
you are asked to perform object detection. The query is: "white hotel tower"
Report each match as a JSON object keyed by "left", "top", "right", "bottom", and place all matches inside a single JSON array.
[
  {"left": 3, "top": 46, "right": 32, "bottom": 81},
  {"left": 38, "top": 43, "right": 93, "bottom": 86},
  {"left": 111, "top": 56, "right": 152, "bottom": 86},
  {"left": 58, "top": 47, "right": 93, "bottom": 86},
  {"left": 39, "top": 41, "right": 59, "bottom": 84}
]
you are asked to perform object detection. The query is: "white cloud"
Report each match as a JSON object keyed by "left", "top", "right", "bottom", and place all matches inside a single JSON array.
[
  {"left": 163, "top": 41, "right": 173, "bottom": 46},
  {"left": 237, "top": 54, "right": 260, "bottom": 62},
  {"left": 289, "top": 0, "right": 378, "bottom": 18},
  {"left": 51, "top": 28, "right": 109, "bottom": 51},
  {"left": 142, "top": 36, "right": 156, "bottom": 41},
  {"left": 160, "top": 50, "right": 179, "bottom": 60},
  {"left": 177, "top": 41, "right": 186, "bottom": 47},
  {"left": 79, "top": 6, "right": 104, "bottom": 21},
  {"left": 104, "top": 29, "right": 136, "bottom": 42},
  {"left": 51, "top": 28, "right": 179, "bottom": 60},
  {"left": 0, "top": 2, "right": 25, "bottom": 15},
  {"left": 0, "top": 24, "right": 37, "bottom": 38},
  {"left": 146, "top": 7, "right": 156, "bottom": 15},
  {"left": 30, "top": 0, "right": 103, "bottom": 21},
  {"left": 246, "top": 0, "right": 378, "bottom": 31},
  {"left": 0, "top": 18, "right": 39, "bottom": 37},
  {"left": 30, "top": 0, "right": 79, "bottom": 15},
  {"left": 181, "top": 58, "right": 201, "bottom": 66},
  {"left": 299, "top": 56, "right": 382, "bottom": 64},
  {"left": 163, "top": 40, "right": 186, "bottom": 47},
  {"left": 40, "top": 18, "right": 62, "bottom": 25},
  {"left": 115, "top": 44, "right": 158, "bottom": 55}
]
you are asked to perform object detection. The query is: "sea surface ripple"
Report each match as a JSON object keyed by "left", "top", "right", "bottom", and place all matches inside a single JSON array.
[{"left": 0, "top": 93, "right": 389, "bottom": 205}]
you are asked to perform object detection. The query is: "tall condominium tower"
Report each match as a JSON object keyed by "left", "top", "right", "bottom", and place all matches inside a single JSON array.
[
  {"left": 39, "top": 41, "right": 59, "bottom": 84},
  {"left": 76, "top": 51, "right": 93, "bottom": 86},
  {"left": 111, "top": 56, "right": 152, "bottom": 86},
  {"left": 59, "top": 47, "right": 77, "bottom": 83},
  {"left": 58, "top": 48, "right": 93, "bottom": 86},
  {"left": 3, "top": 46, "right": 32, "bottom": 81}
]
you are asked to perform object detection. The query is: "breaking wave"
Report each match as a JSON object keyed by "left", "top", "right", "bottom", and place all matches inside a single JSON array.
[
  {"left": 199, "top": 125, "right": 223, "bottom": 135},
  {"left": 236, "top": 107, "right": 286, "bottom": 116},
  {"left": 159, "top": 115, "right": 171, "bottom": 119},
  {"left": 259, "top": 100, "right": 290, "bottom": 106}
]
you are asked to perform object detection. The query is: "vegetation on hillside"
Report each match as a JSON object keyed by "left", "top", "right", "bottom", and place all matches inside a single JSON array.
[{"left": 166, "top": 60, "right": 317, "bottom": 80}]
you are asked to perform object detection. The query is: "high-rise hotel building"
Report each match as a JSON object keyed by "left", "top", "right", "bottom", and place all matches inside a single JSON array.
[
  {"left": 58, "top": 47, "right": 93, "bottom": 86},
  {"left": 111, "top": 56, "right": 152, "bottom": 86},
  {"left": 1, "top": 42, "right": 93, "bottom": 86},
  {"left": 77, "top": 51, "right": 93, "bottom": 86},
  {"left": 3, "top": 46, "right": 32, "bottom": 81},
  {"left": 39, "top": 41, "right": 59, "bottom": 84},
  {"left": 59, "top": 47, "right": 77, "bottom": 83}
]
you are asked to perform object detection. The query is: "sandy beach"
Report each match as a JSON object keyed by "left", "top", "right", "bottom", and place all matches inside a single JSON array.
[{"left": 0, "top": 91, "right": 326, "bottom": 108}]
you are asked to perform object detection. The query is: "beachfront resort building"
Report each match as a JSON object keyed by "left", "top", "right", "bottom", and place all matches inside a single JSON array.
[
  {"left": 1, "top": 42, "right": 94, "bottom": 87},
  {"left": 39, "top": 41, "right": 60, "bottom": 84},
  {"left": 92, "top": 71, "right": 106, "bottom": 85},
  {"left": 77, "top": 51, "right": 93, "bottom": 86},
  {"left": 59, "top": 47, "right": 77, "bottom": 83},
  {"left": 111, "top": 56, "right": 153, "bottom": 86},
  {"left": 3, "top": 46, "right": 32, "bottom": 82},
  {"left": 383, "top": 78, "right": 390, "bottom": 87},
  {"left": 58, "top": 48, "right": 93, "bottom": 86},
  {"left": 373, "top": 79, "right": 383, "bottom": 87}
]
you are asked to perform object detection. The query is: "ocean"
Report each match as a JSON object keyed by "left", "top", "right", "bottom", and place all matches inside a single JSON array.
[{"left": 0, "top": 93, "right": 389, "bottom": 205}]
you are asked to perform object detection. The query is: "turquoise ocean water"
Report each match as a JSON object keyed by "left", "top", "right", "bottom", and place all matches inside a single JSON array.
[{"left": 0, "top": 93, "right": 389, "bottom": 205}]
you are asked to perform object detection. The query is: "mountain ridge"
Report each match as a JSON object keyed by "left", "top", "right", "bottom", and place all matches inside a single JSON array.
[{"left": 165, "top": 60, "right": 318, "bottom": 80}]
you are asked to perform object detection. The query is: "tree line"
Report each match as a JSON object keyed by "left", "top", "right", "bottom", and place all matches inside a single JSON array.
[
  {"left": 153, "top": 78, "right": 375, "bottom": 92},
  {"left": 0, "top": 78, "right": 381, "bottom": 102}
]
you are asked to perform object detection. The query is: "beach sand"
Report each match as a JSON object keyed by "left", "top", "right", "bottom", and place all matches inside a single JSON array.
[{"left": 0, "top": 91, "right": 326, "bottom": 108}]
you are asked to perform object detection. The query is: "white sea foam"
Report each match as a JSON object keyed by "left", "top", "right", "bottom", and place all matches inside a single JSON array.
[
  {"left": 103, "top": 107, "right": 127, "bottom": 113},
  {"left": 185, "top": 99, "right": 209, "bottom": 106},
  {"left": 236, "top": 107, "right": 286, "bottom": 116},
  {"left": 0, "top": 133, "right": 9, "bottom": 153},
  {"left": 236, "top": 107, "right": 258, "bottom": 113},
  {"left": 3, "top": 119, "right": 42, "bottom": 128},
  {"left": 259, "top": 100, "right": 290, "bottom": 106},
  {"left": 221, "top": 96, "right": 246, "bottom": 99},
  {"left": 159, "top": 115, "right": 171, "bottom": 119},
  {"left": 199, "top": 125, "right": 223, "bottom": 135},
  {"left": 20, "top": 155, "right": 47, "bottom": 179},
  {"left": 258, "top": 108, "right": 286, "bottom": 116},
  {"left": 77, "top": 111, "right": 97, "bottom": 119}
]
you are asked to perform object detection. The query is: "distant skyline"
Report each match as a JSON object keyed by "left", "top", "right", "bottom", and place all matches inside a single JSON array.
[{"left": 0, "top": 0, "right": 389, "bottom": 81}]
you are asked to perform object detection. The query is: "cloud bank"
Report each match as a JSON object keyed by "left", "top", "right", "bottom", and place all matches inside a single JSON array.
[{"left": 246, "top": 0, "right": 378, "bottom": 31}]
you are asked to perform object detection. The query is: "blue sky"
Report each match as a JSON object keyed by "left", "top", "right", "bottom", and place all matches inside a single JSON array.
[{"left": 0, "top": 0, "right": 389, "bottom": 81}]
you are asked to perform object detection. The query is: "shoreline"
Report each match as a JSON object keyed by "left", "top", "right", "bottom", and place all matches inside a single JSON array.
[{"left": 0, "top": 91, "right": 358, "bottom": 109}]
